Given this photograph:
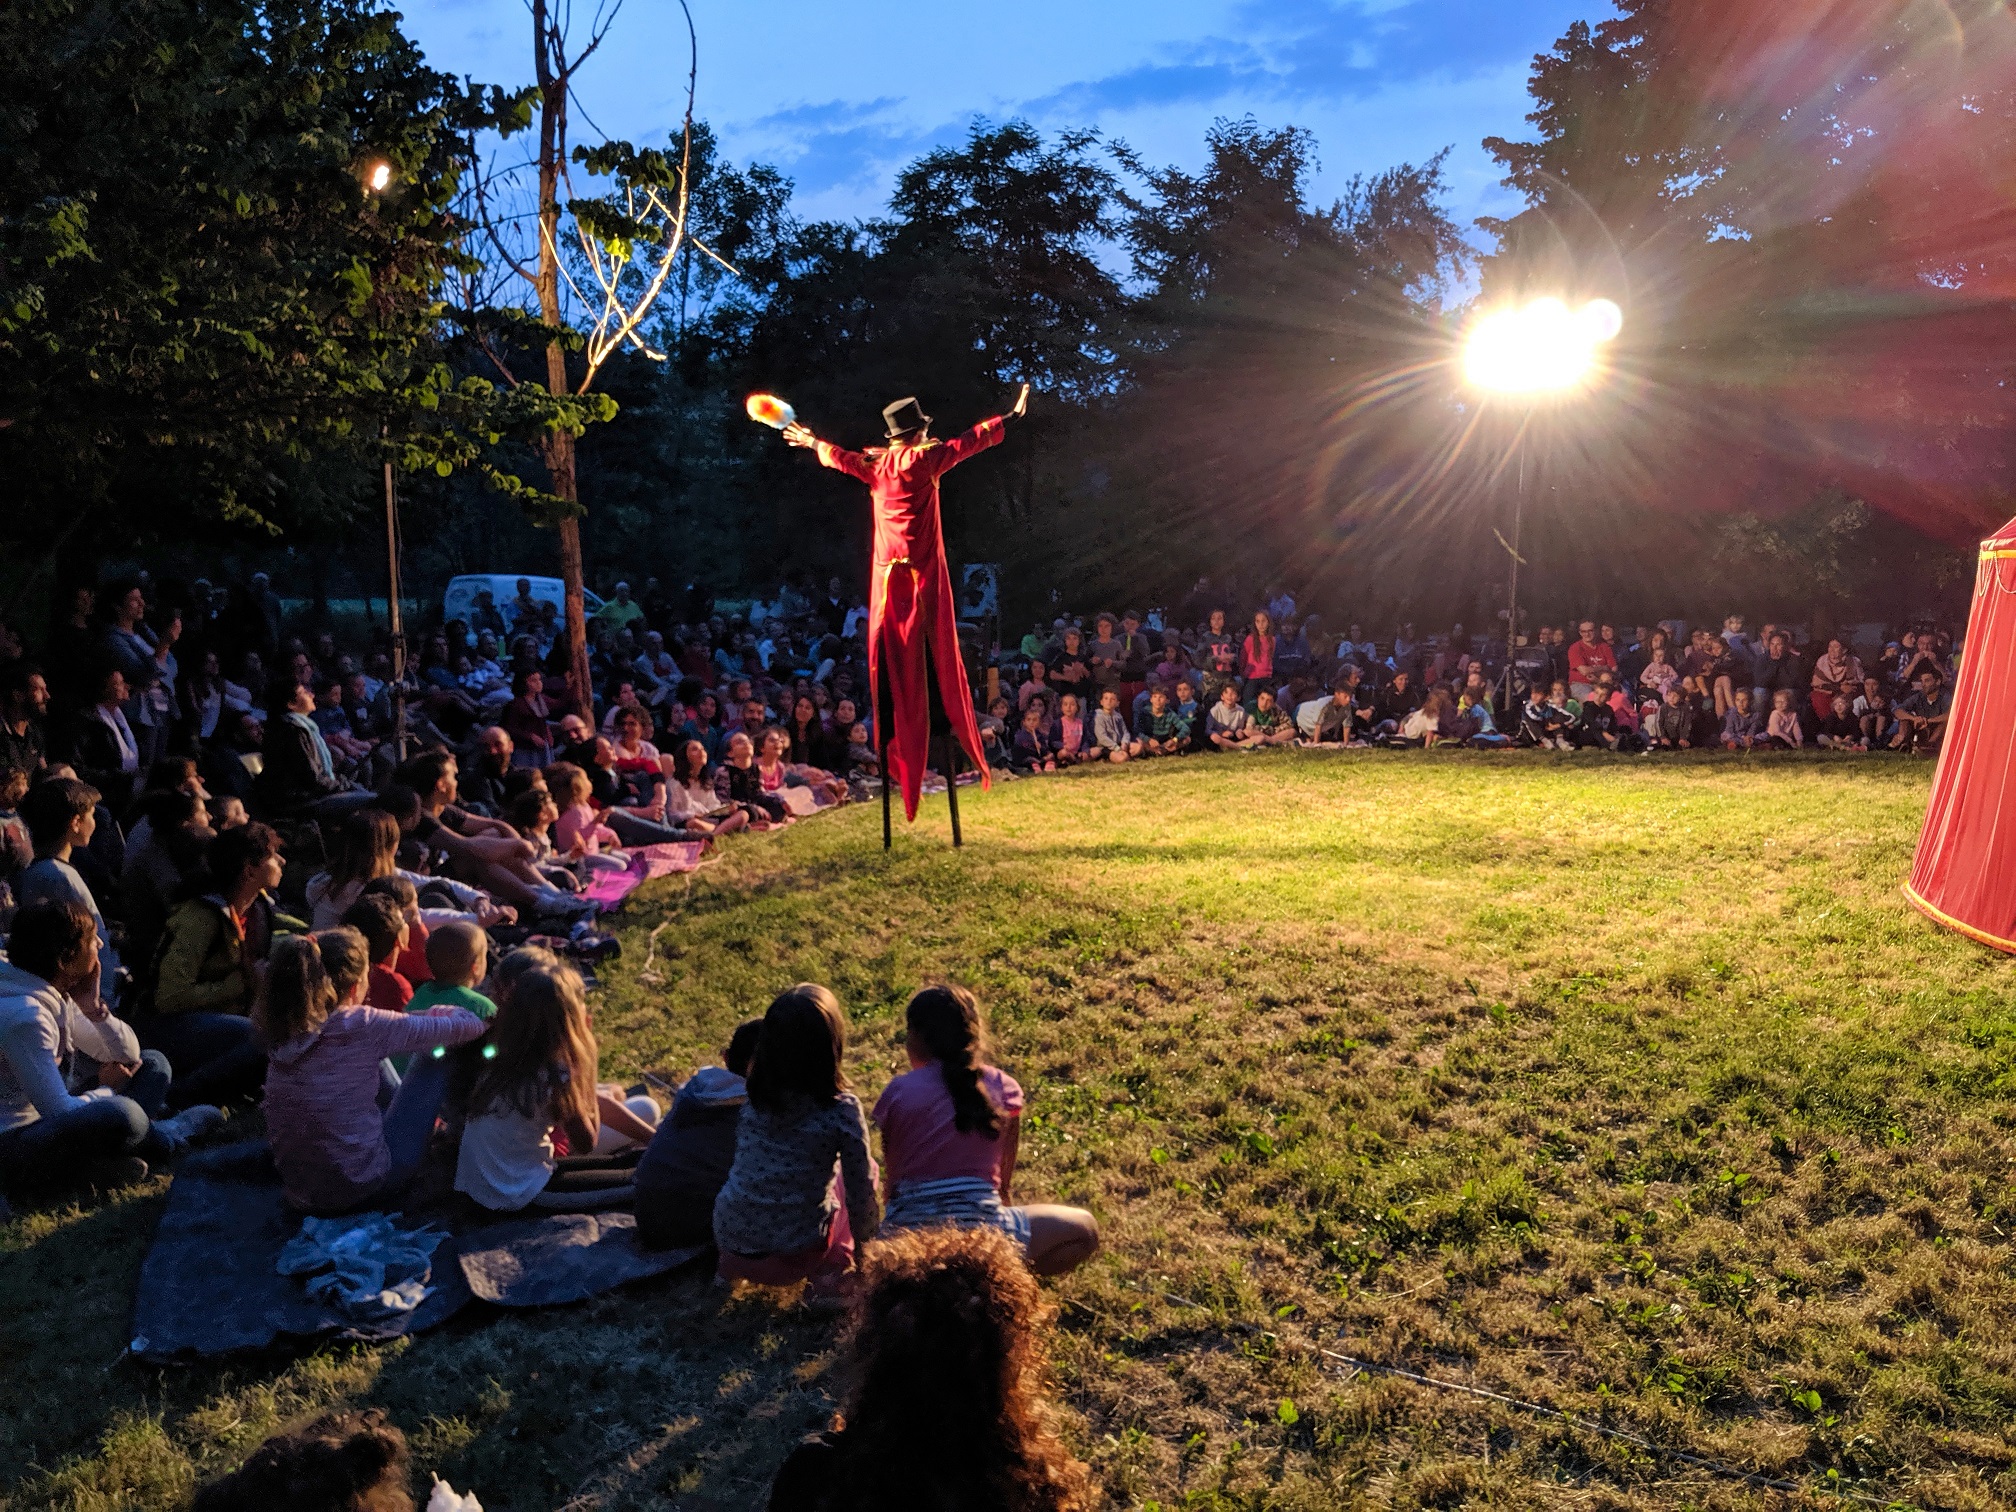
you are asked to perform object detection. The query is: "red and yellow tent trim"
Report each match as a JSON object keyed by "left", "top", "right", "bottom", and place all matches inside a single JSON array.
[{"left": 1902, "top": 882, "right": 2016, "bottom": 955}]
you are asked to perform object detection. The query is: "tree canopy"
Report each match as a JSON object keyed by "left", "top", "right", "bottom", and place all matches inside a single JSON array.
[
  {"left": 0, "top": 0, "right": 582, "bottom": 564},
  {"left": 1, "top": 0, "right": 2000, "bottom": 634}
]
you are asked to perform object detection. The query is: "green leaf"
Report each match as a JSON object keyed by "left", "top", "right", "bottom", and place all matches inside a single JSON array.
[{"left": 1275, "top": 1398, "right": 1300, "bottom": 1426}]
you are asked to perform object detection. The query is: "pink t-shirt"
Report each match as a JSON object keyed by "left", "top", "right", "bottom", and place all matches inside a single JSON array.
[
  {"left": 872, "top": 1062, "right": 1025, "bottom": 1190},
  {"left": 555, "top": 802, "right": 617, "bottom": 855}
]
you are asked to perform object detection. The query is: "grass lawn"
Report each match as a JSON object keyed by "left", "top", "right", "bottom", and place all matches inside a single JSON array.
[{"left": 9, "top": 749, "right": 2016, "bottom": 1511}]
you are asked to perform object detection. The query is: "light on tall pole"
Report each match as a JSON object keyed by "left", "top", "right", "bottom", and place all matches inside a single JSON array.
[
  {"left": 1460, "top": 297, "right": 1623, "bottom": 704},
  {"left": 365, "top": 159, "right": 409, "bottom": 756}
]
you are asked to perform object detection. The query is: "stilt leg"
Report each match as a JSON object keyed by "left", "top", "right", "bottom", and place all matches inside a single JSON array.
[
  {"left": 880, "top": 729, "right": 892, "bottom": 851},
  {"left": 943, "top": 736, "right": 963, "bottom": 849}
]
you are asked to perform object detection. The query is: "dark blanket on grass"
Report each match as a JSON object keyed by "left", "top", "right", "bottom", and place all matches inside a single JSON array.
[{"left": 129, "top": 1143, "right": 706, "bottom": 1362}]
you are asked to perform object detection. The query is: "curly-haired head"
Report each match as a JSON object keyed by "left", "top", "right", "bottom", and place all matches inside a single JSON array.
[
  {"left": 823, "top": 1226, "right": 1095, "bottom": 1511},
  {"left": 191, "top": 1408, "right": 411, "bottom": 1512}
]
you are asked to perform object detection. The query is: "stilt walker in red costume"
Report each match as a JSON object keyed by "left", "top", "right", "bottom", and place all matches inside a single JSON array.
[{"left": 780, "top": 384, "right": 1029, "bottom": 847}]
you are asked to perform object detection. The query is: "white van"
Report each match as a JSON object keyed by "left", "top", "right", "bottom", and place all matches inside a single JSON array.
[{"left": 442, "top": 574, "right": 604, "bottom": 629}]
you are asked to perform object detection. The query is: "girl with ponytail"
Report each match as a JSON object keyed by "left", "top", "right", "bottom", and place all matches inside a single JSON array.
[{"left": 872, "top": 985, "right": 1100, "bottom": 1277}]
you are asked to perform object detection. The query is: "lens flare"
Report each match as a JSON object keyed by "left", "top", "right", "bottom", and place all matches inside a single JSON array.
[
  {"left": 745, "top": 393, "right": 796, "bottom": 430},
  {"left": 1462, "top": 298, "right": 1624, "bottom": 396}
]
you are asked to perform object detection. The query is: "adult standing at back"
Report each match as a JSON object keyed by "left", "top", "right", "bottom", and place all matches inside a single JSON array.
[{"left": 97, "top": 580, "right": 168, "bottom": 769}]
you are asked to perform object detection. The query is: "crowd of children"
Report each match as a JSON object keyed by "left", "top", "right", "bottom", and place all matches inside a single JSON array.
[{"left": 987, "top": 609, "right": 1959, "bottom": 764}]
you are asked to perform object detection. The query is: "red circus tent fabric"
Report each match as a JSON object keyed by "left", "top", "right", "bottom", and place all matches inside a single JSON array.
[{"left": 1905, "top": 514, "right": 2016, "bottom": 952}]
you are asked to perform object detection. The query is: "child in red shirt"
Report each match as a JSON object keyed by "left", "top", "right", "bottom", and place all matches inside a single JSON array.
[{"left": 340, "top": 893, "right": 413, "bottom": 1012}]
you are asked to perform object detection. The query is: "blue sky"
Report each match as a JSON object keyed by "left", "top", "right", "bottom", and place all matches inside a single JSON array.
[{"left": 398, "top": 0, "right": 1612, "bottom": 238}]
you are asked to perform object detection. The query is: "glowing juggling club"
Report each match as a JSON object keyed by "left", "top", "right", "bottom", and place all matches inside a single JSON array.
[{"left": 745, "top": 393, "right": 797, "bottom": 430}]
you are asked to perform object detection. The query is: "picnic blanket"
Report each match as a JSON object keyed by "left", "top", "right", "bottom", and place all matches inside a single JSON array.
[
  {"left": 129, "top": 1143, "right": 707, "bottom": 1362},
  {"left": 583, "top": 841, "right": 710, "bottom": 912}
]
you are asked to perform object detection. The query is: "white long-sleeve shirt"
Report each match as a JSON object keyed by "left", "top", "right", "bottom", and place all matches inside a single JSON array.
[{"left": 0, "top": 960, "right": 143, "bottom": 1134}]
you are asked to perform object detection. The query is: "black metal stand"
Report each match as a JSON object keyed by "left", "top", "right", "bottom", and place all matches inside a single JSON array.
[
  {"left": 880, "top": 727, "right": 893, "bottom": 851},
  {"left": 942, "top": 735, "right": 963, "bottom": 849}
]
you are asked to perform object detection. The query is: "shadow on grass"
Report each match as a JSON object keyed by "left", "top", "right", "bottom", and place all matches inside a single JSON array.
[{"left": 1, "top": 1183, "right": 173, "bottom": 1475}]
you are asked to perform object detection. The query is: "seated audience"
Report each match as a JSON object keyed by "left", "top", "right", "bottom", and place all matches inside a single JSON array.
[
  {"left": 873, "top": 985, "right": 1099, "bottom": 1276},
  {"left": 633, "top": 1016, "right": 763, "bottom": 1250},
  {"left": 1720, "top": 689, "right": 1765, "bottom": 752},
  {"left": 1766, "top": 688, "right": 1805, "bottom": 750},
  {"left": 0, "top": 901, "right": 221, "bottom": 1196},
  {"left": 257, "top": 929, "right": 484, "bottom": 1213},
  {"left": 455, "top": 954, "right": 656, "bottom": 1213},
  {"left": 713, "top": 983, "right": 879, "bottom": 1298}
]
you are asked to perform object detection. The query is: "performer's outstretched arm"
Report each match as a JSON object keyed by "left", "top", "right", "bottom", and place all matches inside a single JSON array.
[
  {"left": 785, "top": 420, "right": 874, "bottom": 484},
  {"left": 926, "top": 386, "right": 1030, "bottom": 477}
]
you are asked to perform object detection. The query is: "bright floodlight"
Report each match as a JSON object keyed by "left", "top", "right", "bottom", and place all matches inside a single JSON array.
[
  {"left": 366, "top": 161, "right": 393, "bottom": 192},
  {"left": 1463, "top": 296, "right": 1623, "bottom": 396}
]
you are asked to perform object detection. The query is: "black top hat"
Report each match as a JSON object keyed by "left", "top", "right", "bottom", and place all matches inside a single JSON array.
[{"left": 882, "top": 397, "right": 932, "bottom": 437}]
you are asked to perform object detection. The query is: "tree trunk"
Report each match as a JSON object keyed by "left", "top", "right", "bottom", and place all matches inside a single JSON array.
[
  {"left": 547, "top": 430, "right": 592, "bottom": 709},
  {"left": 531, "top": 0, "right": 594, "bottom": 713}
]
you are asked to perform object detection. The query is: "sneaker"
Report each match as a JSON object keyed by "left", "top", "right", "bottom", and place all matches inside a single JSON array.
[
  {"left": 83, "top": 1156, "right": 150, "bottom": 1191},
  {"left": 154, "top": 1104, "right": 226, "bottom": 1156}
]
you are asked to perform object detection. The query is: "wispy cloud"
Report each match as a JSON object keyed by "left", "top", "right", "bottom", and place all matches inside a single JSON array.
[{"left": 1026, "top": 0, "right": 1578, "bottom": 120}]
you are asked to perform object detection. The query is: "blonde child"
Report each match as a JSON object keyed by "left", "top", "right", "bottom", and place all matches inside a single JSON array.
[
  {"left": 454, "top": 957, "right": 656, "bottom": 1211},
  {"left": 405, "top": 920, "right": 494, "bottom": 1021},
  {"left": 1766, "top": 688, "right": 1804, "bottom": 749},
  {"left": 547, "top": 761, "right": 628, "bottom": 875}
]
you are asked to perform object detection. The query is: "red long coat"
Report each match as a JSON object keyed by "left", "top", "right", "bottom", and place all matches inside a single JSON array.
[{"left": 816, "top": 417, "right": 1001, "bottom": 820}]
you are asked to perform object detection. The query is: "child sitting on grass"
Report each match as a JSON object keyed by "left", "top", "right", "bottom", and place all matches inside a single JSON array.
[
  {"left": 1207, "top": 683, "right": 1255, "bottom": 750},
  {"left": 341, "top": 893, "right": 413, "bottom": 1013},
  {"left": 873, "top": 985, "right": 1099, "bottom": 1277},
  {"left": 715, "top": 731, "right": 789, "bottom": 826},
  {"left": 1172, "top": 677, "right": 1205, "bottom": 751},
  {"left": 1720, "top": 687, "right": 1765, "bottom": 751},
  {"left": 547, "top": 761, "right": 629, "bottom": 875},
  {"left": 1138, "top": 687, "right": 1185, "bottom": 757},
  {"left": 632, "top": 1017, "right": 762, "bottom": 1250},
  {"left": 1011, "top": 704, "right": 1057, "bottom": 774},
  {"left": 405, "top": 920, "right": 493, "bottom": 1019},
  {"left": 507, "top": 786, "right": 570, "bottom": 876},
  {"left": 1767, "top": 688, "right": 1804, "bottom": 749},
  {"left": 712, "top": 983, "right": 879, "bottom": 1298},
  {"left": 978, "top": 697, "right": 1012, "bottom": 768},
  {"left": 1053, "top": 692, "right": 1091, "bottom": 766},
  {"left": 259, "top": 929, "right": 485, "bottom": 1213},
  {"left": 1817, "top": 693, "right": 1865, "bottom": 750},
  {"left": 1246, "top": 687, "right": 1297, "bottom": 746},
  {"left": 1091, "top": 688, "right": 1141, "bottom": 763},
  {"left": 454, "top": 956, "right": 654, "bottom": 1212}
]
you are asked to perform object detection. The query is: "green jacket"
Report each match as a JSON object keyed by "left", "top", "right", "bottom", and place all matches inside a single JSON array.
[{"left": 149, "top": 892, "right": 303, "bottom": 1016}]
